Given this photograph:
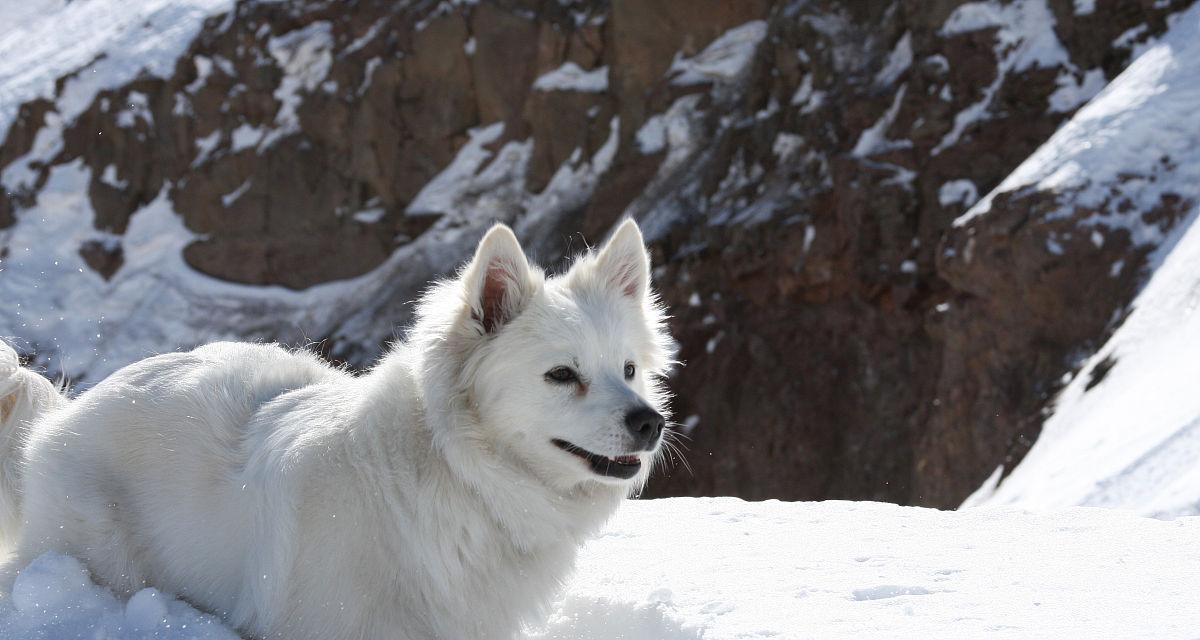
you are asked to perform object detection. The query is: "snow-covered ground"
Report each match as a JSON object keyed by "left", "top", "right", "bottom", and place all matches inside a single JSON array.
[
  {"left": 964, "top": 4, "right": 1200, "bottom": 519},
  {"left": 2, "top": 498, "right": 1198, "bottom": 639}
]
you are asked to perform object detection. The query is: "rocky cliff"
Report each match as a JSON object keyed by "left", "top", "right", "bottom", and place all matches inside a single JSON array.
[{"left": 1, "top": 0, "right": 1195, "bottom": 507}]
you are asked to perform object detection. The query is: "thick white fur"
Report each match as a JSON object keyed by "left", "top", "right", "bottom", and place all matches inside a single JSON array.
[{"left": 0, "top": 219, "right": 676, "bottom": 640}]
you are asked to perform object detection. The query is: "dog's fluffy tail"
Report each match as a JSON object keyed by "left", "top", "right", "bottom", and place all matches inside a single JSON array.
[{"left": 0, "top": 342, "right": 66, "bottom": 548}]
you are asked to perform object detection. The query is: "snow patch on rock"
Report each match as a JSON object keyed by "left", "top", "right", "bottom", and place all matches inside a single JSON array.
[
  {"left": 933, "top": 0, "right": 1082, "bottom": 155},
  {"left": 938, "top": 179, "right": 979, "bottom": 207},
  {"left": 874, "top": 32, "right": 913, "bottom": 86},
  {"left": 406, "top": 122, "right": 507, "bottom": 217},
  {"left": 669, "top": 21, "right": 766, "bottom": 88},
  {"left": 533, "top": 63, "right": 609, "bottom": 93},
  {"left": 263, "top": 21, "right": 334, "bottom": 148}
]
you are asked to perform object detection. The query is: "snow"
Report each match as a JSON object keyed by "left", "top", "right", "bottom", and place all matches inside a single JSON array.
[
  {"left": 977, "top": 198, "right": 1200, "bottom": 517},
  {"left": 532, "top": 63, "right": 609, "bottom": 93},
  {"left": 100, "top": 165, "right": 127, "bottom": 189},
  {"left": 956, "top": 3, "right": 1200, "bottom": 240},
  {"left": 405, "top": 122, "right": 506, "bottom": 217},
  {"left": 771, "top": 132, "right": 804, "bottom": 160},
  {"left": 548, "top": 499, "right": 1200, "bottom": 639},
  {"left": 351, "top": 206, "right": 386, "bottom": 224},
  {"left": 191, "top": 130, "right": 221, "bottom": 167},
  {"left": 0, "top": 553, "right": 240, "bottom": 639},
  {"left": 964, "top": 5, "right": 1200, "bottom": 520},
  {"left": 0, "top": 160, "right": 434, "bottom": 381},
  {"left": 359, "top": 57, "right": 382, "bottom": 95},
  {"left": 852, "top": 84, "right": 911, "bottom": 157},
  {"left": 5, "top": 499, "right": 1198, "bottom": 639},
  {"left": 263, "top": 21, "right": 334, "bottom": 148},
  {"left": 790, "top": 72, "right": 814, "bottom": 106},
  {"left": 1047, "top": 68, "right": 1107, "bottom": 113},
  {"left": 115, "top": 91, "right": 153, "bottom": 128},
  {"left": 669, "top": 21, "right": 766, "bottom": 88},
  {"left": 186, "top": 55, "right": 214, "bottom": 93},
  {"left": 705, "top": 332, "right": 723, "bottom": 354},
  {"left": 344, "top": 18, "right": 386, "bottom": 55},
  {"left": 0, "top": 0, "right": 234, "bottom": 136},
  {"left": 0, "top": 112, "right": 63, "bottom": 193},
  {"left": 932, "top": 0, "right": 1094, "bottom": 155},
  {"left": 937, "top": 179, "right": 979, "bottom": 207},
  {"left": 229, "top": 123, "right": 265, "bottom": 153},
  {"left": 874, "top": 32, "right": 912, "bottom": 86},
  {"left": 517, "top": 116, "right": 620, "bottom": 234},
  {"left": 220, "top": 180, "right": 251, "bottom": 207},
  {"left": 635, "top": 114, "right": 666, "bottom": 154}
]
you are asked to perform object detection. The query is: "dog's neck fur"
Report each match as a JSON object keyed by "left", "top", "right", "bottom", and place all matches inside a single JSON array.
[
  {"left": 362, "top": 330, "right": 623, "bottom": 638},
  {"left": 400, "top": 332, "right": 624, "bottom": 553}
]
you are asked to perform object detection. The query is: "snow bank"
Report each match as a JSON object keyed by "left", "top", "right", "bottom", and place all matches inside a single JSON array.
[
  {"left": 966, "top": 5, "right": 1200, "bottom": 518},
  {"left": 4, "top": 499, "right": 1199, "bottom": 639}
]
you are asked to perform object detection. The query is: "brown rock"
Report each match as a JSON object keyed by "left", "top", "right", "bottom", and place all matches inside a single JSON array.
[
  {"left": 470, "top": 4, "right": 539, "bottom": 130},
  {"left": 78, "top": 240, "right": 125, "bottom": 280}
]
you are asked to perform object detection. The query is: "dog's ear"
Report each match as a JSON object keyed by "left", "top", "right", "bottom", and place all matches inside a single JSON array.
[
  {"left": 594, "top": 218, "right": 650, "bottom": 300},
  {"left": 463, "top": 224, "right": 536, "bottom": 334}
]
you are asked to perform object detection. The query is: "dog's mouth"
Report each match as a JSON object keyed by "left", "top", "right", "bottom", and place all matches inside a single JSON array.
[{"left": 551, "top": 439, "right": 642, "bottom": 479}]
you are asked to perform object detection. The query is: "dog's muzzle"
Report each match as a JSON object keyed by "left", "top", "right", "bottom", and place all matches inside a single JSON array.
[{"left": 552, "top": 440, "right": 643, "bottom": 479}]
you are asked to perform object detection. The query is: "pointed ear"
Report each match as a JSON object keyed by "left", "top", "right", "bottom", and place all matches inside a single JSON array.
[
  {"left": 594, "top": 218, "right": 651, "bottom": 300},
  {"left": 462, "top": 224, "right": 536, "bottom": 334}
]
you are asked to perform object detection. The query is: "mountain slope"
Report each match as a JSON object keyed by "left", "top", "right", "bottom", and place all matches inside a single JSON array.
[{"left": 957, "top": 3, "right": 1200, "bottom": 518}]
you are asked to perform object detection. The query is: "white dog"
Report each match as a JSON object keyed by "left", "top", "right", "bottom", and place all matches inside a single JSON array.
[{"left": 0, "top": 219, "right": 676, "bottom": 640}]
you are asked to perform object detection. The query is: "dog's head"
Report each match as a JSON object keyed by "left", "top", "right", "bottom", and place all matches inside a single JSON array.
[{"left": 440, "top": 219, "right": 677, "bottom": 491}]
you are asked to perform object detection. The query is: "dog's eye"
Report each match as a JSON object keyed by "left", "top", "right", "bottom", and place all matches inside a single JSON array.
[
  {"left": 545, "top": 366, "right": 579, "bottom": 384},
  {"left": 624, "top": 362, "right": 636, "bottom": 380}
]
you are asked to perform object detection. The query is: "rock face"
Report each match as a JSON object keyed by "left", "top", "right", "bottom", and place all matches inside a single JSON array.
[{"left": 1, "top": 0, "right": 1195, "bottom": 507}]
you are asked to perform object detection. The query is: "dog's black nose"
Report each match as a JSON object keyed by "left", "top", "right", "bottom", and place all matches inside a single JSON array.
[{"left": 624, "top": 407, "right": 665, "bottom": 451}]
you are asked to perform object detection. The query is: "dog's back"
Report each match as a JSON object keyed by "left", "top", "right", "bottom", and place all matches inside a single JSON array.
[{"left": 9, "top": 342, "right": 351, "bottom": 616}]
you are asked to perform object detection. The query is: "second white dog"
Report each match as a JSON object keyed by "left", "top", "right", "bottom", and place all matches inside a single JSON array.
[{"left": 0, "top": 218, "right": 676, "bottom": 640}]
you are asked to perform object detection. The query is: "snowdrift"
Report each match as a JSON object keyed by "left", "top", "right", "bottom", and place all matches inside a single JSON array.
[{"left": 3, "top": 498, "right": 1199, "bottom": 639}]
